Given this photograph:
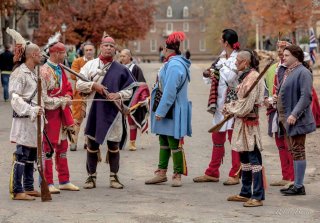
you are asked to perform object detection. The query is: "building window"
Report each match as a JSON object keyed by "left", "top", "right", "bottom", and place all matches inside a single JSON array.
[
  {"left": 183, "top": 39, "right": 189, "bottom": 51},
  {"left": 200, "top": 23, "right": 206, "bottom": 32},
  {"left": 199, "top": 39, "right": 206, "bottom": 51},
  {"left": 150, "top": 39, "right": 157, "bottom": 52},
  {"left": 199, "top": 6, "right": 204, "bottom": 17},
  {"left": 167, "top": 6, "right": 173, "bottom": 18},
  {"left": 133, "top": 41, "right": 140, "bottom": 52},
  {"left": 28, "top": 11, "right": 39, "bottom": 28},
  {"left": 150, "top": 23, "right": 156, "bottom": 33},
  {"left": 183, "top": 6, "right": 189, "bottom": 18},
  {"left": 183, "top": 22, "right": 189, "bottom": 32},
  {"left": 166, "top": 23, "right": 173, "bottom": 33}
]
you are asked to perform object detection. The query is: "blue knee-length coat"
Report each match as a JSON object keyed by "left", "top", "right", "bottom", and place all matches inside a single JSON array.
[{"left": 151, "top": 55, "right": 192, "bottom": 139}]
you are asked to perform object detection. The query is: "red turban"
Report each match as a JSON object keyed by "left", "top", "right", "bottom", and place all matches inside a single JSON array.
[
  {"left": 101, "top": 36, "right": 115, "bottom": 46},
  {"left": 166, "top": 31, "right": 185, "bottom": 50},
  {"left": 49, "top": 42, "right": 66, "bottom": 53}
]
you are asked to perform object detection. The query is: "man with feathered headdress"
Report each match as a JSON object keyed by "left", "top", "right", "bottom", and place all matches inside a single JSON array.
[
  {"left": 40, "top": 36, "right": 79, "bottom": 194},
  {"left": 145, "top": 31, "right": 192, "bottom": 187},
  {"left": 6, "top": 28, "right": 43, "bottom": 200},
  {"left": 76, "top": 34, "right": 136, "bottom": 189}
]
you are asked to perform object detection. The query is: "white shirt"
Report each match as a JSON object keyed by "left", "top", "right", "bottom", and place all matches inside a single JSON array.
[
  {"left": 76, "top": 58, "right": 132, "bottom": 142},
  {"left": 203, "top": 50, "right": 238, "bottom": 132},
  {"left": 9, "top": 64, "right": 44, "bottom": 147}
]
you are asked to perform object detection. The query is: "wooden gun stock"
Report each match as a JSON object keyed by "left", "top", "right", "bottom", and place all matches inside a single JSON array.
[
  {"left": 208, "top": 114, "right": 233, "bottom": 133},
  {"left": 208, "top": 58, "right": 275, "bottom": 133},
  {"left": 37, "top": 66, "right": 52, "bottom": 202}
]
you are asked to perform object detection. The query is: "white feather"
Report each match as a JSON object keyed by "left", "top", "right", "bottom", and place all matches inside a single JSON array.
[
  {"left": 44, "top": 32, "right": 62, "bottom": 49},
  {"left": 6, "top": 27, "right": 26, "bottom": 47}
]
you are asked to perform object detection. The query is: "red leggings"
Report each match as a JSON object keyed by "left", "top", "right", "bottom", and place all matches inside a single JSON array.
[
  {"left": 128, "top": 116, "right": 137, "bottom": 141},
  {"left": 205, "top": 130, "right": 241, "bottom": 178},
  {"left": 275, "top": 133, "right": 294, "bottom": 181},
  {"left": 43, "top": 139, "right": 70, "bottom": 185}
]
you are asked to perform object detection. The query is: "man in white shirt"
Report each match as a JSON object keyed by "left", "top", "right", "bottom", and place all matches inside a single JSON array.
[{"left": 9, "top": 42, "right": 43, "bottom": 201}]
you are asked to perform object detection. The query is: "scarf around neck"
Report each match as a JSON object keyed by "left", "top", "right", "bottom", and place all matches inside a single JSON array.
[
  {"left": 47, "top": 60, "right": 62, "bottom": 85},
  {"left": 99, "top": 55, "right": 113, "bottom": 64}
]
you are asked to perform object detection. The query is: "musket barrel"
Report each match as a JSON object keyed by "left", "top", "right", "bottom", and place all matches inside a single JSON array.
[{"left": 41, "top": 52, "right": 129, "bottom": 115}]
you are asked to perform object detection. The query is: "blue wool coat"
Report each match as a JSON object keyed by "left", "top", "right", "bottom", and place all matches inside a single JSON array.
[
  {"left": 151, "top": 55, "right": 192, "bottom": 139},
  {"left": 279, "top": 64, "right": 316, "bottom": 136}
]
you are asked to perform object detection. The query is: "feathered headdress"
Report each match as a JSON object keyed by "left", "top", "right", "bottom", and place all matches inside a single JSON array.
[
  {"left": 166, "top": 31, "right": 186, "bottom": 51},
  {"left": 44, "top": 32, "right": 62, "bottom": 51},
  {"left": 166, "top": 31, "right": 186, "bottom": 45},
  {"left": 6, "top": 27, "right": 27, "bottom": 63}
]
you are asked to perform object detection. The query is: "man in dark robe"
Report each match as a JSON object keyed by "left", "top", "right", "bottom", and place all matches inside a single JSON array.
[{"left": 77, "top": 35, "right": 135, "bottom": 189}]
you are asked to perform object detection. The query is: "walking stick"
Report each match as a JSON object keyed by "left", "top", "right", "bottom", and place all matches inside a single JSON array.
[
  {"left": 208, "top": 58, "right": 275, "bottom": 133},
  {"left": 37, "top": 66, "right": 52, "bottom": 202}
]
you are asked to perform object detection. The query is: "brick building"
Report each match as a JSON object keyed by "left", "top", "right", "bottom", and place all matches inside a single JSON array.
[
  {"left": 127, "top": 0, "right": 212, "bottom": 61},
  {"left": 0, "top": 0, "right": 39, "bottom": 48}
]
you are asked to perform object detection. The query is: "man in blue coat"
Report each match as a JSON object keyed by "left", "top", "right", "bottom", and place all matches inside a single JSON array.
[
  {"left": 145, "top": 32, "right": 192, "bottom": 187},
  {"left": 275, "top": 45, "right": 316, "bottom": 196}
]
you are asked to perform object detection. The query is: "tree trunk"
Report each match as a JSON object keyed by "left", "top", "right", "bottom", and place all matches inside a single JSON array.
[{"left": 291, "top": 30, "right": 297, "bottom": 45}]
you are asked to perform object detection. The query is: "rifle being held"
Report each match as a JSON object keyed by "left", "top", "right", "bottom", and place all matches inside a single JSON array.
[
  {"left": 208, "top": 58, "right": 275, "bottom": 133},
  {"left": 37, "top": 65, "right": 52, "bottom": 202},
  {"left": 41, "top": 53, "right": 130, "bottom": 115}
]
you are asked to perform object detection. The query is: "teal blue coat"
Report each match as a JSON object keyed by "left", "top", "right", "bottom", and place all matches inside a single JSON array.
[{"left": 151, "top": 55, "right": 192, "bottom": 139}]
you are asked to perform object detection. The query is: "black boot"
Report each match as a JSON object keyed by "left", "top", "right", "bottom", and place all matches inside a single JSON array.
[
  {"left": 282, "top": 185, "right": 306, "bottom": 196},
  {"left": 280, "top": 184, "right": 294, "bottom": 194}
]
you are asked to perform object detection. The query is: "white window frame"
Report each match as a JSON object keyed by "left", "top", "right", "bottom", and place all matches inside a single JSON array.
[
  {"left": 183, "top": 39, "right": 189, "bottom": 51},
  {"left": 150, "top": 39, "right": 157, "bottom": 52},
  {"left": 167, "top": 6, "right": 173, "bottom": 18},
  {"left": 183, "top": 22, "right": 189, "bottom": 32},
  {"left": 183, "top": 6, "right": 189, "bottom": 18},
  {"left": 150, "top": 23, "right": 156, "bottom": 33},
  {"left": 166, "top": 23, "right": 173, "bottom": 33},
  {"left": 199, "top": 39, "right": 206, "bottom": 52},
  {"left": 200, "top": 23, "right": 206, "bottom": 32},
  {"left": 133, "top": 41, "right": 141, "bottom": 52},
  {"left": 199, "top": 6, "right": 204, "bottom": 17}
]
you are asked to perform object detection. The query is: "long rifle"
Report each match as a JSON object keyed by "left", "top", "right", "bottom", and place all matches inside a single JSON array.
[
  {"left": 37, "top": 65, "right": 52, "bottom": 202},
  {"left": 208, "top": 58, "right": 275, "bottom": 133},
  {"left": 42, "top": 53, "right": 129, "bottom": 115}
]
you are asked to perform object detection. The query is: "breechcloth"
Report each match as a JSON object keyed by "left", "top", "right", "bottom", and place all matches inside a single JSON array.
[
  {"left": 205, "top": 130, "right": 240, "bottom": 178},
  {"left": 9, "top": 144, "right": 37, "bottom": 197},
  {"left": 239, "top": 145, "right": 265, "bottom": 201},
  {"left": 86, "top": 137, "right": 120, "bottom": 174},
  {"left": 275, "top": 133, "right": 294, "bottom": 181},
  {"left": 43, "top": 139, "right": 70, "bottom": 185},
  {"left": 158, "top": 135, "right": 186, "bottom": 174},
  {"left": 128, "top": 115, "right": 137, "bottom": 141}
]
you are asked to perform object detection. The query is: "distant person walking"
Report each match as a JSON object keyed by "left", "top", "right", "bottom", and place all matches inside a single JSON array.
[{"left": 0, "top": 44, "right": 14, "bottom": 101}]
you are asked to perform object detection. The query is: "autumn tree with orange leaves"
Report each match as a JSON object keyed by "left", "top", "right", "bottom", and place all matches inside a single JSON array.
[
  {"left": 205, "top": 0, "right": 254, "bottom": 53},
  {"left": 1, "top": 0, "right": 62, "bottom": 45},
  {"left": 33, "top": 0, "right": 155, "bottom": 46},
  {"left": 242, "top": 0, "right": 313, "bottom": 43}
]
